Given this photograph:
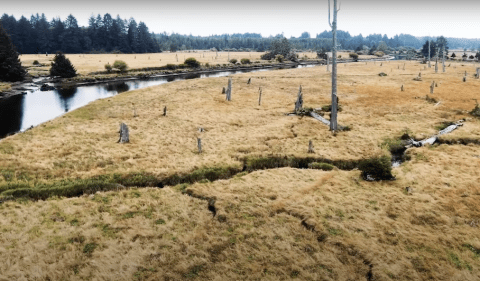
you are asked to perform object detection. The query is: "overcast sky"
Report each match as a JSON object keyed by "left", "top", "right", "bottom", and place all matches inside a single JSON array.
[{"left": 2, "top": 0, "right": 480, "bottom": 39}]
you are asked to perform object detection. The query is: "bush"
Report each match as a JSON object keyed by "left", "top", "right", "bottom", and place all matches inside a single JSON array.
[
  {"left": 50, "top": 52, "right": 76, "bottom": 78},
  {"left": 349, "top": 53, "right": 359, "bottom": 61},
  {"left": 104, "top": 63, "right": 112, "bottom": 73},
  {"left": 276, "top": 55, "right": 284, "bottom": 62},
  {"left": 374, "top": 51, "right": 385, "bottom": 57},
  {"left": 112, "top": 60, "right": 128, "bottom": 72},
  {"left": 260, "top": 52, "right": 275, "bottom": 60},
  {"left": 358, "top": 155, "right": 394, "bottom": 181},
  {"left": 33, "top": 60, "right": 40, "bottom": 65},
  {"left": 308, "top": 162, "right": 335, "bottom": 171},
  {"left": 229, "top": 59, "right": 238, "bottom": 64},
  {"left": 165, "top": 64, "right": 177, "bottom": 70},
  {"left": 378, "top": 72, "right": 387, "bottom": 77},
  {"left": 240, "top": 58, "right": 251, "bottom": 64},
  {"left": 184, "top": 57, "right": 200, "bottom": 68}
]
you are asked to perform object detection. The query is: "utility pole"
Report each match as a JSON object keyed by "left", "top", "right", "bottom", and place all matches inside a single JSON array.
[{"left": 328, "top": 0, "right": 340, "bottom": 132}]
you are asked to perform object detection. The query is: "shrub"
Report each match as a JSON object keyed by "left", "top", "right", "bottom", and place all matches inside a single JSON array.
[
  {"left": 358, "top": 155, "right": 394, "bottom": 181},
  {"left": 374, "top": 51, "right": 385, "bottom": 57},
  {"left": 165, "top": 64, "right": 177, "bottom": 70},
  {"left": 349, "top": 53, "right": 359, "bottom": 61},
  {"left": 205, "top": 62, "right": 210, "bottom": 67},
  {"left": 33, "top": 60, "right": 40, "bottom": 65},
  {"left": 50, "top": 52, "right": 76, "bottom": 78},
  {"left": 229, "top": 59, "right": 238, "bottom": 64},
  {"left": 378, "top": 72, "right": 387, "bottom": 77},
  {"left": 112, "top": 60, "right": 128, "bottom": 72},
  {"left": 184, "top": 57, "right": 200, "bottom": 68},
  {"left": 104, "top": 63, "right": 112, "bottom": 73},
  {"left": 276, "top": 55, "right": 284, "bottom": 62},
  {"left": 470, "top": 102, "right": 480, "bottom": 117},
  {"left": 240, "top": 58, "right": 251, "bottom": 64},
  {"left": 308, "top": 162, "right": 335, "bottom": 171},
  {"left": 260, "top": 52, "right": 275, "bottom": 60}
]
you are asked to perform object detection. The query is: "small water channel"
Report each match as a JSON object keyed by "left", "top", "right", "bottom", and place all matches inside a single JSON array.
[{"left": 0, "top": 64, "right": 315, "bottom": 138}]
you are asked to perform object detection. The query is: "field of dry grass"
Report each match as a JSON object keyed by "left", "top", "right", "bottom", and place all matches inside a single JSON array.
[
  {"left": 19, "top": 52, "right": 281, "bottom": 76},
  {"left": 1, "top": 60, "right": 480, "bottom": 280}
]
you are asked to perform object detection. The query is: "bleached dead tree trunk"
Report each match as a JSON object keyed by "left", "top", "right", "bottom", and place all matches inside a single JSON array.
[
  {"left": 328, "top": 0, "right": 340, "bottom": 131},
  {"left": 308, "top": 140, "right": 315, "bottom": 153},
  {"left": 118, "top": 123, "right": 129, "bottom": 143},
  {"left": 197, "top": 138, "right": 202, "bottom": 153},
  {"left": 476, "top": 68, "right": 480, "bottom": 79},
  {"left": 294, "top": 85, "right": 303, "bottom": 112},
  {"left": 442, "top": 46, "right": 446, "bottom": 72},
  {"left": 326, "top": 56, "right": 330, "bottom": 72},
  {"left": 226, "top": 78, "right": 232, "bottom": 101},
  {"left": 435, "top": 58, "right": 438, "bottom": 73},
  {"left": 428, "top": 40, "right": 431, "bottom": 68},
  {"left": 258, "top": 87, "right": 262, "bottom": 106}
]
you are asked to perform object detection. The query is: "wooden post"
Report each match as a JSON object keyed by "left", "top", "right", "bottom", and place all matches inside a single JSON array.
[
  {"left": 197, "top": 138, "right": 202, "bottom": 153},
  {"left": 294, "top": 85, "right": 303, "bottom": 112},
  {"left": 247, "top": 77, "right": 251, "bottom": 84},
  {"left": 401, "top": 85, "right": 404, "bottom": 92},
  {"left": 430, "top": 82, "right": 434, "bottom": 94},
  {"left": 163, "top": 106, "right": 167, "bottom": 116},
  {"left": 308, "top": 140, "right": 315, "bottom": 154},
  {"left": 118, "top": 123, "right": 129, "bottom": 143},
  {"left": 258, "top": 87, "right": 262, "bottom": 106},
  {"left": 226, "top": 78, "right": 232, "bottom": 101}
]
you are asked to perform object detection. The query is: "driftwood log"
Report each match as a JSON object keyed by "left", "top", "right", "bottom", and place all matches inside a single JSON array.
[
  {"left": 118, "top": 123, "right": 129, "bottom": 143},
  {"left": 226, "top": 78, "right": 232, "bottom": 101},
  {"left": 408, "top": 121, "right": 464, "bottom": 147}
]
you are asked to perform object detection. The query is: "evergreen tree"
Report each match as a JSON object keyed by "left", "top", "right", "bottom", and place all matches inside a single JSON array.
[
  {"left": 0, "top": 21, "right": 26, "bottom": 81},
  {"left": 50, "top": 52, "right": 76, "bottom": 78}
]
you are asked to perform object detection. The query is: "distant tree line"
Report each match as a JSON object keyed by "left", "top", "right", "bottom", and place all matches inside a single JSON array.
[
  {"left": 0, "top": 13, "right": 160, "bottom": 54},
  {"left": 2, "top": 13, "right": 480, "bottom": 55}
]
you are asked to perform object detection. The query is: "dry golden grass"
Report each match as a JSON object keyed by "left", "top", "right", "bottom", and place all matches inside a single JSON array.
[
  {"left": 0, "top": 83, "right": 11, "bottom": 92},
  {"left": 1, "top": 60, "right": 480, "bottom": 280},
  {"left": 20, "top": 52, "right": 278, "bottom": 76}
]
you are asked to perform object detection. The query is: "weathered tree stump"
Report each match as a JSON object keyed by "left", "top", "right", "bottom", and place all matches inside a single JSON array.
[
  {"left": 463, "top": 76, "right": 467, "bottom": 82},
  {"left": 222, "top": 87, "right": 226, "bottom": 94},
  {"left": 226, "top": 78, "right": 232, "bottom": 101},
  {"left": 247, "top": 77, "right": 251, "bottom": 84},
  {"left": 326, "top": 57, "right": 330, "bottom": 72},
  {"left": 435, "top": 59, "right": 438, "bottom": 73},
  {"left": 294, "top": 85, "right": 303, "bottom": 112},
  {"left": 380, "top": 63, "right": 382, "bottom": 66},
  {"left": 476, "top": 68, "right": 480, "bottom": 79},
  {"left": 197, "top": 138, "right": 202, "bottom": 153},
  {"left": 403, "top": 63, "right": 405, "bottom": 70},
  {"left": 419, "top": 72, "right": 422, "bottom": 77},
  {"left": 163, "top": 106, "right": 167, "bottom": 116},
  {"left": 118, "top": 123, "right": 129, "bottom": 143},
  {"left": 258, "top": 87, "right": 262, "bottom": 106},
  {"left": 308, "top": 140, "right": 315, "bottom": 154},
  {"left": 430, "top": 82, "right": 434, "bottom": 94},
  {"left": 465, "top": 71, "right": 467, "bottom": 76},
  {"left": 401, "top": 85, "right": 404, "bottom": 92}
]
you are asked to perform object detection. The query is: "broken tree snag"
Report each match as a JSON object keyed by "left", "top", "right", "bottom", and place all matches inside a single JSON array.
[
  {"left": 222, "top": 87, "right": 226, "bottom": 94},
  {"left": 247, "top": 77, "right": 251, "bottom": 84},
  {"left": 118, "top": 123, "right": 129, "bottom": 143},
  {"left": 419, "top": 72, "right": 422, "bottom": 77},
  {"left": 294, "top": 85, "right": 303, "bottom": 113},
  {"left": 197, "top": 138, "right": 202, "bottom": 153},
  {"left": 463, "top": 76, "right": 467, "bottom": 82},
  {"left": 326, "top": 56, "right": 330, "bottom": 72},
  {"left": 258, "top": 87, "right": 262, "bottom": 106},
  {"left": 435, "top": 59, "right": 438, "bottom": 73},
  {"left": 401, "top": 85, "right": 404, "bottom": 92},
  {"left": 226, "top": 78, "right": 232, "bottom": 101},
  {"left": 163, "top": 106, "right": 167, "bottom": 116},
  {"left": 430, "top": 81, "right": 435, "bottom": 94},
  {"left": 308, "top": 140, "right": 315, "bottom": 154}
]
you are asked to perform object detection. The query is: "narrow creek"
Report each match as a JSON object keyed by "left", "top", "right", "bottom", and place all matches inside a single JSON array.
[{"left": 0, "top": 64, "right": 315, "bottom": 138}]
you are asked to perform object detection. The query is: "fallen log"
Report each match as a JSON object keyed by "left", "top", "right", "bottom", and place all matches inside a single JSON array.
[{"left": 407, "top": 121, "right": 464, "bottom": 148}]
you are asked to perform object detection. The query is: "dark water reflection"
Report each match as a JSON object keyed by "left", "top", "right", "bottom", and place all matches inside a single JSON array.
[{"left": 0, "top": 64, "right": 317, "bottom": 138}]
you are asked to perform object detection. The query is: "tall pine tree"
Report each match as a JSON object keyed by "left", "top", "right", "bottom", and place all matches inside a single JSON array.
[{"left": 0, "top": 21, "right": 26, "bottom": 82}]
